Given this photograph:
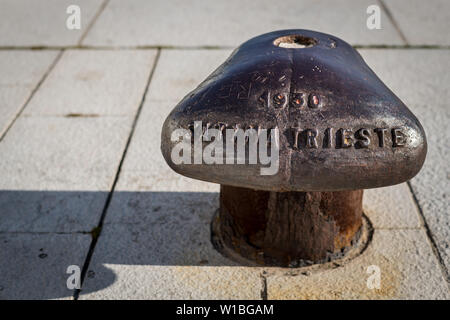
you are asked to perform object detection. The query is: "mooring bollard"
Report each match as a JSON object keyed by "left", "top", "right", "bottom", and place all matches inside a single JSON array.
[{"left": 161, "top": 30, "right": 427, "bottom": 267}]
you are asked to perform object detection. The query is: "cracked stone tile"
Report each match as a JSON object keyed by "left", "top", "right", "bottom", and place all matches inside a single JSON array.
[
  {"left": 0, "top": 233, "right": 91, "bottom": 300},
  {"left": 383, "top": 0, "right": 450, "bottom": 45},
  {"left": 266, "top": 229, "right": 449, "bottom": 299},
  {"left": 0, "top": 0, "right": 103, "bottom": 46},
  {"left": 83, "top": 0, "right": 403, "bottom": 47},
  {"left": 0, "top": 50, "right": 59, "bottom": 136},
  {"left": 359, "top": 49, "right": 450, "bottom": 272},
  {"left": 0, "top": 116, "right": 133, "bottom": 232},
  {"left": 24, "top": 50, "right": 157, "bottom": 116}
]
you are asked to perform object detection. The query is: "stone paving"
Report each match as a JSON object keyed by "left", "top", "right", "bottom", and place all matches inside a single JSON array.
[{"left": 0, "top": 0, "right": 448, "bottom": 299}]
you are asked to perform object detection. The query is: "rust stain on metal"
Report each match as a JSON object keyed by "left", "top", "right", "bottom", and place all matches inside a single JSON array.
[{"left": 218, "top": 185, "right": 363, "bottom": 266}]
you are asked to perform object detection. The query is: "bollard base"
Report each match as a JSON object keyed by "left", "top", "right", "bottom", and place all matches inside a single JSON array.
[{"left": 212, "top": 185, "right": 366, "bottom": 267}]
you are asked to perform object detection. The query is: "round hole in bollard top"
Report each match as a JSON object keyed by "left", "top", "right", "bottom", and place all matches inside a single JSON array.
[{"left": 273, "top": 35, "right": 317, "bottom": 48}]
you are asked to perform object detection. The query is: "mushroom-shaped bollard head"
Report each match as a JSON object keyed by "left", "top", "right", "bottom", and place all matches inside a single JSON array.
[{"left": 160, "top": 30, "right": 427, "bottom": 266}]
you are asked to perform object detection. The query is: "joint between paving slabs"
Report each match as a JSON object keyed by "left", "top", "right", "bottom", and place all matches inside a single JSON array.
[
  {"left": 1, "top": 45, "right": 450, "bottom": 51},
  {"left": 73, "top": 49, "right": 161, "bottom": 300},
  {"left": 77, "top": 0, "right": 110, "bottom": 46},
  {"left": 0, "top": 49, "right": 64, "bottom": 142},
  {"left": 378, "top": 0, "right": 409, "bottom": 45},
  {"left": 260, "top": 271, "right": 268, "bottom": 300},
  {"left": 406, "top": 182, "right": 450, "bottom": 285}
]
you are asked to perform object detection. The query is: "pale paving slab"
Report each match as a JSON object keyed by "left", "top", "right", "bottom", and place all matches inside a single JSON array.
[
  {"left": 79, "top": 193, "right": 263, "bottom": 299},
  {"left": 0, "top": 0, "right": 103, "bottom": 46},
  {"left": 147, "top": 49, "right": 232, "bottom": 102},
  {"left": 123, "top": 48, "right": 230, "bottom": 191},
  {"left": 0, "top": 50, "right": 58, "bottom": 136},
  {"left": 0, "top": 116, "right": 133, "bottom": 232},
  {"left": 24, "top": 50, "right": 157, "bottom": 116},
  {"left": 359, "top": 49, "right": 450, "bottom": 272},
  {"left": 83, "top": 0, "right": 403, "bottom": 47},
  {"left": 266, "top": 229, "right": 449, "bottom": 299},
  {"left": 383, "top": 0, "right": 450, "bottom": 45},
  {"left": 363, "top": 184, "right": 422, "bottom": 229},
  {"left": 117, "top": 100, "right": 217, "bottom": 193},
  {"left": 0, "top": 233, "right": 90, "bottom": 300},
  {"left": 80, "top": 265, "right": 262, "bottom": 299}
]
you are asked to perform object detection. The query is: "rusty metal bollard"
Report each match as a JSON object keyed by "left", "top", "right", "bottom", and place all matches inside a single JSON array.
[{"left": 161, "top": 30, "right": 427, "bottom": 267}]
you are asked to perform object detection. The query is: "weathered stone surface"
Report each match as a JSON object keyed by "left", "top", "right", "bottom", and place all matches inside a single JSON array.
[
  {"left": 120, "top": 99, "right": 218, "bottom": 192},
  {"left": 80, "top": 265, "right": 263, "bottom": 300},
  {"left": 0, "top": 116, "right": 133, "bottom": 232},
  {"left": 24, "top": 50, "right": 157, "bottom": 116},
  {"left": 0, "top": 0, "right": 103, "bottom": 46},
  {"left": 79, "top": 193, "right": 263, "bottom": 299},
  {"left": 363, "top": 184, "right": 422, "bottom": 229},
  {"left": 0, "top": 233, "right": 90, "bottom": 300},
  {"left": 266, "top": 229, "right": 450, "bottom": 299},
  {"left": 0, "top": 51, "right": 58, "bottom": 136},
  {"left": 383, "top": 0, "right": 450, "bottom": 45},
  {"left": 82, "top": 0, "right": 403, "bottom": 47},
  {"left": 147, "top": 50, "right": 232, "bottom": 102},
  {"left": 359, "top": 49, "right": 450, "bottom": 273},
  {"left": 161, "top": 30, "right": 427, "bottom": 192}
]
